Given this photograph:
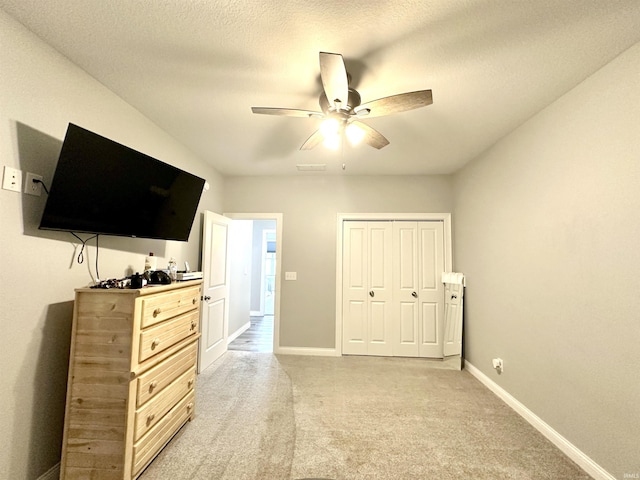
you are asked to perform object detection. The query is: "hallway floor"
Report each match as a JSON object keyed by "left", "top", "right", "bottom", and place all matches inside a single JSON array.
[{"left": 228, "top": 315, "right": 273, "bottom": 352}]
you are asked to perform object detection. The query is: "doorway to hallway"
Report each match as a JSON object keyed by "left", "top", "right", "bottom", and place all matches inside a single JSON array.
[{"left": 225, "top": 213, "right": 282, "bottom": 354}]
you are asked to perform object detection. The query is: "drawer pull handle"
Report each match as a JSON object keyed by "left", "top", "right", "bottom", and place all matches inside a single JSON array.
[
  {"left": 151, "top": 338, "right": 161, "bottom": 349},
  {"left": 187, "top": 402, "right": 194, "bottom": 411},
  {"left": 147, "top": 414, "right": 155, "bottom": 424},
  {"left": 153, "top": 308, "right": 161, "bottom": 318},
  {"left": 192, "top": 298, "right": 197, "bottom": 305},
  {"left": 190, "top": 321, "right": 197, "bottom": 331},
  {"left": 149, "top": 381, "right": 158, "bottom": 391},
  {"left": 188, "top": 378, "right": 195, "bottom": 388}
]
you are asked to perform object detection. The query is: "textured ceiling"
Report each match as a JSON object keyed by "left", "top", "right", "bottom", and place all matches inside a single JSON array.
[{"left": 2, "top": 0, "right": 640, "bottom": 176}]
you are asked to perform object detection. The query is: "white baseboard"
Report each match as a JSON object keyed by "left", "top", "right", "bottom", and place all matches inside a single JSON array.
[
  {"left": 465, "top": 362, "right": 615, "bottom": 480},
  {"left": 227, "top": 321, "right": 251, "bottom": 344},
  {"left": 275, "top": 346, "right": 339, "bottom": 357},
  {"left": 38, "top": 463, "right": 60, "bottom": 480}
]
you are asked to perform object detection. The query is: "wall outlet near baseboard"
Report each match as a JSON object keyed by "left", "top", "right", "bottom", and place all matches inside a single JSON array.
[{"left": 492, "top": 358, "right": 504, "bottom": 374}]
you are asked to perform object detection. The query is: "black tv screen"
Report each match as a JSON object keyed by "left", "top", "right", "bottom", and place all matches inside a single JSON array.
[{"left": 39, "top": 123, "right": 206, "bottom": 241}]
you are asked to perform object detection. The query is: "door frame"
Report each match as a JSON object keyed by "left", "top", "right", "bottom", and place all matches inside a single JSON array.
[
  {"left": 224, "top": 212, "right": 283, "bottom": 354},
  {"left": 335, "top": 213, "right": 452, "bottom": 356}
]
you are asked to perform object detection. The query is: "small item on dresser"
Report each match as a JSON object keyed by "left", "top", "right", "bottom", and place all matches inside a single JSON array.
[
  {"left": 149, "top": 270, "right": 172, "bottom": 285},
  {"left": 130, "top": 272, "right": 145, "bottom": 288},
  {"left": 176, "top": 271, "right": 203, "bottom": 281},
  {"left": 91, "top": 277, "right": 128, "bottom": 289},
  {"left": 144, "top": 252, "right": 157, "bottom": 272},
  {"left": 168, "top": 257, "right": 178, "bottom": 281}
]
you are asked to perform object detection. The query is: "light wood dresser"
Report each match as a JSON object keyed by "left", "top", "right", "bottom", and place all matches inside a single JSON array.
[{"left": 60, "top": 280, "right": 203, "bottom": 479}]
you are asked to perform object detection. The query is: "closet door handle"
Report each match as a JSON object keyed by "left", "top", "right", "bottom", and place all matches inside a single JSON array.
[
  {"left": 451, "top": 295, "right": 457, "bottom": 300},
  {"left": 411, "top": 291, "right": 418, "bottom": 298},
  {"left": 369, "top": 290, "right": 375, "bottom": 298}
]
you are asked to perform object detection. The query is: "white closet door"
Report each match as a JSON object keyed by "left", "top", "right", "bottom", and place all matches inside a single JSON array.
[
  {"left": 342, "top": 221, "right": 393, "bottom": 355},
  {"left": 392, "top": 222, "right": 420, "bottom": 357},
  {"left": 343, "top": 220, "right": 444, "bottom": 358},
  {"left": 418, "top": 221, "right": 445, "bottom": 358},
  {"left": 392, "top": 221, "right": 445, "bottom": 358},
  {"left": 367, "top": 222, "right": 393, "bottom": 356},
  {"left": 342, "top": 221, "right": 368, "bottom": 355}
]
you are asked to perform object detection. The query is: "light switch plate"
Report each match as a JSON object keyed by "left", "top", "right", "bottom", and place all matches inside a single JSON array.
[
  {"left": 2, "top": 166, "right": 22, "bottom": 193},
  {"left": 285, "top": 272, "right": 297, "bottom": 281}
]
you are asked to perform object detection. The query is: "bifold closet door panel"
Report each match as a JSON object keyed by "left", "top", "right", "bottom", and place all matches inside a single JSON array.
[
  {"left": 342, "top": 221, "right": 393, "bottom": 355},
  {"left": 418, "top": 221, "right": 445, "bottom": 358},
  {"left": 342, "top": 222, "right": 368, "bottom": 354},
  {"left": 366, "top": 223, "right": 393, "bottom": 356},
  {"left": 392, "top": 222, "right": 420, "bottom": 357}
]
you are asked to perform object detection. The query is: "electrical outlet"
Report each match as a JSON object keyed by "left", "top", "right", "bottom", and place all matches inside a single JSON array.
[
  {"left": 25, "top": 172, "right": 43, "bottom": 196},
  {"left": 492, "top": 358, "right": 504, "bottom": 373},
  {"left": 2, "top": 166, "right": 22, "bottom": 193}
]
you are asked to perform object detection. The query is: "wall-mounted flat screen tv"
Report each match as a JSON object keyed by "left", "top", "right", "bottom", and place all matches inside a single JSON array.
[{"left": 39, "top": 123, "right": 206, "bottom": 241}]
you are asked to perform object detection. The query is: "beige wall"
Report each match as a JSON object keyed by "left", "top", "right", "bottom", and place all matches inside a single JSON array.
[
  {"left": 223, "top": 175, "right": 453, "bottom": 348},
  {"left": 0, "top": 11, "right": 223, "bottom": 479},
  {"left": 4, "top": 4, "right": 637, "bottom": 479},
  {"left": 452, "top": 42, "right": 640, "bottom": 477}
]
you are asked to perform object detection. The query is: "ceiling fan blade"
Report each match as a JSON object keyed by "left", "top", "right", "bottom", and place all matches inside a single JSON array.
[
  {"left": 251, "top": 107, "right": 323, "bottom": 118},
  {"left": 356, "top": 90, "right": 433, "bottom": 118},
  {"left": 351, "top": 121, "right": 390, "bottom": 149},
  {"left": 319, "top": 52, "right": 349, "bottom": 110},
  {"left": 300, "top": 129, "right": 325, "bottom": 150}
]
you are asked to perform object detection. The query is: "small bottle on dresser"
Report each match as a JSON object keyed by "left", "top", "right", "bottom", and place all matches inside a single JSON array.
[{"left": 144, "top": 252, "right": 157, "bottom": 272}]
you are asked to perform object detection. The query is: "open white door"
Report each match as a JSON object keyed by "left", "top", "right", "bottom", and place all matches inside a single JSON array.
[{"left": 198, "top": 211, "right": 232, "bottom": 373}]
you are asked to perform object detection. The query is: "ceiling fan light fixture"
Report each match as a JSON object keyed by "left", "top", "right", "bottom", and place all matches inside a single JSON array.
[
  {"left": 251, "top": 51, "right": 432, "bottom": 151},
  {"left": 323, "top": 133, "right": 341, "bottom": 150},
  {"left": 320, "top": 117, "right": 340, "bottom": 137},
  {"left": 346, "top": 123, "right": 365, "bottom": 145}
]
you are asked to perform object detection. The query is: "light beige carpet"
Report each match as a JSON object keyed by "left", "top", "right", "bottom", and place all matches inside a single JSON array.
[{"left": 139, "top": 351, "right": 592, "bottom": 480}]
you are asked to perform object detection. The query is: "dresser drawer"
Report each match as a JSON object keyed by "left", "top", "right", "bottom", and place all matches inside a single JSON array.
[
  {"left": 134, "top": 367, "right": 196, "bottom": 441},
  {"left": 140, "top": 285, "right": 201, "bottom": 328},
  {"left": 132, "top": 390, "right": 195, "bottom": 476},
  {"left": 139, "top": 310, "right": 199, "bottom": 362},
  {"left": 136, "top": 340, "right": 197, "bottom": 408}
]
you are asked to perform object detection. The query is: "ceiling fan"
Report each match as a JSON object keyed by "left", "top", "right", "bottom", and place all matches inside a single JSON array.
[{"left": 251, "top": 52, "right": 433, "bottom": 150}]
